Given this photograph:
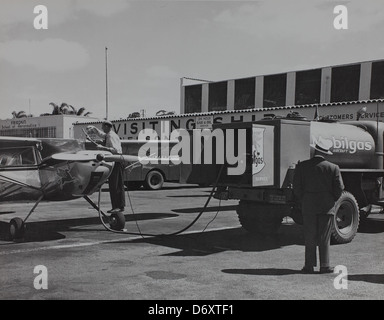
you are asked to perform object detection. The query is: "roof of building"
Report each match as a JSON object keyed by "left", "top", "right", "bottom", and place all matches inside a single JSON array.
[{"left": 72, "top": 99, "right": 384, "bottom": 125}]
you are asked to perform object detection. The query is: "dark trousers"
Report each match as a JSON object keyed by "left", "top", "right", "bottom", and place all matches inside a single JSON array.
[
  {"left": 109, "top": 162, "right": 125, "bottom": 209},
  {"left": 303, "top": 214, "right": 333, "bottom": 268}
]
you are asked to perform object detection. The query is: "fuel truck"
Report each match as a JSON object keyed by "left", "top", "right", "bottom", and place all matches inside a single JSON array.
[{"left": 211, "top": 113, "right": 384, "bottom": 244}]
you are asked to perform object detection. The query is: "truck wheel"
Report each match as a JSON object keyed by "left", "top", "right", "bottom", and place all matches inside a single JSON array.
[
  {"left": 331, "top": 191, "right": 360, "bottom": 244},
  {"left": 236, "top": 201, "right": 284, "bottom": 236},
  {"left": 143, "top": 170, "right": 164, "bottom": 190}
]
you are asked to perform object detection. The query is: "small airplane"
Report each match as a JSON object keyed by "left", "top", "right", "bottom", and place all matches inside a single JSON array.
[{"left": 0, "top": 136, "right": 138, "bottom": 241}]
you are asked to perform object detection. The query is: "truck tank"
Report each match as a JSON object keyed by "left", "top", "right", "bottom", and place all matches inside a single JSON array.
[
  {"left": 310, "top": 121, "right": 376, "bottom": 169},
  {"left": 212, "top": 118, "right": 384, "bottom": 245}
]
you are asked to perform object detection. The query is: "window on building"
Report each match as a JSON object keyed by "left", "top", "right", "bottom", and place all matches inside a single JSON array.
[
  {"left": 184, "top": 85, "right": 202, "bottom": 114},
  {"left": 0, "top": 127, "right": 56, "bottom": 138},
  {"left": 331, "top": 64, "right": 360, "bottom": 102},
  {"left": 234, "top": 77, "right": 256, "bottom": 110},
  {"left": 209, "top": 81, "right": 227, "bottom": 112},
  {"left": 263, "top": 73, "right": 287, "bottom": 108},
  {"left": 295, "top": 69, "right": 321, "bottom": 105},
  {"left": 370, "top": 61, "right": 384, "bottom": 99}
]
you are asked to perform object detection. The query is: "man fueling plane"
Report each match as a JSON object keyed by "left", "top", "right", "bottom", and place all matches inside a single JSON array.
[
  {"left": 86, "top": 121, "right": 126, "bottom": 215},
  {"left": 0, "top": 136, "right": 138, "bottom": 241}
]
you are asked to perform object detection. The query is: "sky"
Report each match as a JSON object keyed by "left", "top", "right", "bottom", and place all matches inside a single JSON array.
[{"left": 1, "top": 0, "right": 384, "bottom": 121}]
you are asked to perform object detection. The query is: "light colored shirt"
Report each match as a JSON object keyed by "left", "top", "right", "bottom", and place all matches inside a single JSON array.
[
  {"left": 93, "top": 128, "right": 122, "bottom": 154},
  {"left": 105, "top": 131, "right": 122, "bottom": 154}
]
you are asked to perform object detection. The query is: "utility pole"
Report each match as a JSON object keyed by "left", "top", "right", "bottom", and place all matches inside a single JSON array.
[{"left": 105, "top": 47, "right": 109, "bottom": 120}]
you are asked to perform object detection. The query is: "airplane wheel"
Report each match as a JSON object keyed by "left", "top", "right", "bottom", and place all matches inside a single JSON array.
[
  {"left": 109, "top": 212, "right": 125, "bottom": 231},
  {"left": 9, "top": 218, "right": 25, "bottom": 241}
]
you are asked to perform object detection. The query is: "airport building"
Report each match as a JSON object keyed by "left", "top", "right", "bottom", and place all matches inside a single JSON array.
[
  {"left": 72, "top": 58, "right": 384, "bottom": 140},
  {"left": 0, "top": 115, "right": 99, "bottom": 139},
  {"left": 180, "top": 59, "right": 384, "bottom": 114},
  {"left": 3, "top": 59, "right": 384, "bottom": 140}
]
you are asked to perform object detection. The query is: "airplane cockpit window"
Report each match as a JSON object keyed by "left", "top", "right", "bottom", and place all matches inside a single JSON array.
[{"left": 0, "top": 147, "right": 37, "bottom": 167}]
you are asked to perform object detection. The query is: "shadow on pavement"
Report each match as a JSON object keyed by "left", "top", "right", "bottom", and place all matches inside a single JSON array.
[
  {"left": 358, "top": 216, "right": 384, "bottom": 234},
  {"left": 222, "top": 268, "right": 300, "bottom": 276},
  {"left": 0, "top": 212, "right": 178, "bottom": 243},
  {"left": 0, "top": 211, "right": 16, "bottom": 215},
  {"left": 221, "top": 271, "right": 384, "bottom": 282},
  {"left": 172, "top": 205, "right": 238, "bottom": 214},
  {"left": 127, "top": 223, "right": 304, "bottom": 256},
  {"left": 167, "top": 195, "right": 210, "bottom": 198},
  {"left": 101, "top": 185, "right": 200, "bottom": 192},
  {"left": 348, "top": 274, "right": 384, "bottom": 285}
]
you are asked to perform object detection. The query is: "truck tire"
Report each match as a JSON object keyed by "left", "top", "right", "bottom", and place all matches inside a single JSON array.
[
  {"left": 143, "top": 170, "right": 164, "bottom": 190},
  {"left": 236, "top": 200, "right": 284, "bottom": 236},
  {"left": 331, "top": 191, "right": 360, "bottom": 244}
]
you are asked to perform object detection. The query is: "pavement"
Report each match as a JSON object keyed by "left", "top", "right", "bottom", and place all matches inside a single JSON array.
[{"left": 0, "top": 183, "right": 383, "bottom": 300}]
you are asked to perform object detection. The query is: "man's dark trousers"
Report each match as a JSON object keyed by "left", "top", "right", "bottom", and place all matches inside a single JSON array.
[
  {"left": 109, "top": 162, "right": 125, "bottom": 210},
  {"left": 303, "top": 214, "right": 334, "bottom": 268}
]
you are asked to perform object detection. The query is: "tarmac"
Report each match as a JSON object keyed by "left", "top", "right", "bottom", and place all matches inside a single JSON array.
[{"left": 0, "top": 183, "right": 383, "bottom": 300}]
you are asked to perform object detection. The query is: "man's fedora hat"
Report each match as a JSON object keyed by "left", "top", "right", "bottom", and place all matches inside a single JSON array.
[{"left": 310, "top": 137, "right": 333, "bottom": 155}]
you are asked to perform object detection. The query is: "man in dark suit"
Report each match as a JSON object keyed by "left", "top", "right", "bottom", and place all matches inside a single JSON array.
[{"left": 293, "top": 138, "right": 344, "bottom": 274}]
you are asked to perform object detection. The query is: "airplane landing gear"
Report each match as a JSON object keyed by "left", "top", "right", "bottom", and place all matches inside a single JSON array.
[
  {"left": 85, "top": 195, "right": 126, "bottom": 231},
  {"left": 109, "top": 212, "right": 126, "bottom": 231},
  {"left": 9, "top": 217, "right": 25, "bottom": 241},
  {"left": 8, "top": 194, "right": 44, "bottom": 242}
]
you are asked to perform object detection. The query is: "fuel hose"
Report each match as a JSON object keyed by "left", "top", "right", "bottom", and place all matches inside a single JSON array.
[{"left": 96, "top": 164, "right": 225, "bottom": 238}]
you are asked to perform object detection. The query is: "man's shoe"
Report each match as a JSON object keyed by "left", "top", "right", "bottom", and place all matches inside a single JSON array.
[
  {"left": 118, "top": 208, "right": 125, "bottom": 213},
  {"left": 301, "top": 266, "right": 315, "bottom": 274},
  {"left": 320, "top": 267, "right": 334, "bottom": 274},
  {"left": 108, "top": 208, "right": 122, "bottom": 214},
  {"left": 107, "top": 208, "right": 116, "bottom": 213}
]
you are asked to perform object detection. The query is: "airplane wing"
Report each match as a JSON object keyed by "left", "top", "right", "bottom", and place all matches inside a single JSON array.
[{"left": 0, "top": 136, "right": 41, "bottom": 148}]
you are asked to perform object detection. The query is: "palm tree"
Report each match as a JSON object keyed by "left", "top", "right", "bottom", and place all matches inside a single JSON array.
[
  {"left": 49, "top": 102, "right": 60, "bottom": 115},
  {"left": 59, "top": 103, "right": 70, "bottom": 114},
  {"left": 68, "top": 105, "right": 76, "bottom": 115},
  {"left": 43, "top": 102, "right": 91, "bottom": 117},
  {"left": 127, "top": 112, "right": 141, "bottom": 118},
  {"left": 11, "top": 111, "right": 28, "bottom": 118},
  {"left": 75, "top": 107, "right": 92, "bottom": 116},
  {"left": 156, "top": 110, "right": 176, "bottom": 116},
  {"left": 76, "top": 107, "right": 85, "bottom": 116}
]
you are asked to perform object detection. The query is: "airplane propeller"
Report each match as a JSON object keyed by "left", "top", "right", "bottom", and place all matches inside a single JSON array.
[
  {"left": 95, "top": 153, "right": 139, "bottom": 163},
  {"left": 51, "top": 153, "right": 101, "bottom": 162},
  {"left": 49, "top": 152, "right": 139, "bottom": 164}
]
